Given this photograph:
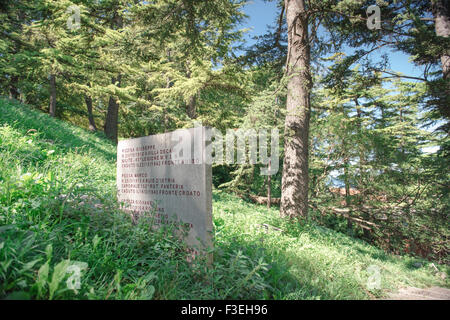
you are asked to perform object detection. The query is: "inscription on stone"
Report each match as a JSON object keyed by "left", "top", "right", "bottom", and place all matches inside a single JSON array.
[{"left": 117, "top": 127, "right": 213, "bottom": 259}]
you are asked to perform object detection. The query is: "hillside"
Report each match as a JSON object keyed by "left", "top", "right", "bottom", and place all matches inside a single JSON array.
[{"left": 0, "top": 98, "right": 448, "bottom": 300}]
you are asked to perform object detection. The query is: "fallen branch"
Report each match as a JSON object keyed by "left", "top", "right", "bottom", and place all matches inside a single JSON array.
[
  {"left": 331, "top": 207, "right": 379, "bottom": 229},
  {"left": 247, "top": 194, "right": 280, "bottom": 205}
]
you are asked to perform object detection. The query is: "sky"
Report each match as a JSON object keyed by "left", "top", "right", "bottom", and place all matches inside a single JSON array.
[
  {"left": 240, "top": 0, "right": 439, "bottom": 154},
  {"left": 240, "top": 0, "right": 280, "bottom": 43},
  {"left": 240, "top": 0, "right": 426, "bottom": 79}
]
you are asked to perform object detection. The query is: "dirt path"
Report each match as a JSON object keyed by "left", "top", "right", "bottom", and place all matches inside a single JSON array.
[{"left": 386, "top": 286, "right": 450, "bottom": 300}]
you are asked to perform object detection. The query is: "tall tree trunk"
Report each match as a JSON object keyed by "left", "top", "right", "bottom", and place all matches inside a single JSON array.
[
  {"left": 343, "top": 158, "right": 353, "bottom": 229},
  {"left": 267, "top": 159, "right": 272, "bottom": 209},
  {"left": 434, "top": 0, "right": 450, "bottom": 79},
  {"left": 344, "top": 158, "right": 350, "bottom": 207},
  {"left": 104, "top": 9, "right": 123, "bottom": 142},
  {"left": 280, "top": 0, "right": 312, "bottom": 219},
  {"left": 355, "top": 98, "right": 365, "bottom": 178},
  {"left": 85, "top": 95, "right": 97, "bottom": 132},
  {"left": 9, "top": 10, "right": 24, "bottom": 101},
  {"left": 399, "top": 108, "right": 405, "bottom": 158},
  {"left": 9, "top": 75, "right": 19, "bottom": 100},
  {"left": 355, "top": 98, "right": 371, "bottom": 240},
  {"left": 49, "top": 74, "right": 56, "bottom": 117},
  {"left": 185, "top": 60, "right": 197, "bottom": 119},
  {"left": 433, "top": 0, "right": 450, "bottom": 119},
  {"left": 163, "top": 76, "right": 172, "bottom": 132},
  {"left": 187, "top": 94, "right": 197, "bottom": 119},
  {"left": 341, "top": 104, "right": 350, "bottom": 207},
  {"left": 104, "top": 75, "right": 121, "bottom": 143},
  {"left": 343, "top": 125, "right": 351, "bottom": 229}
]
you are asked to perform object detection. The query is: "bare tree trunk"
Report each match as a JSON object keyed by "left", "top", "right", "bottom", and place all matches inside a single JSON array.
[
  {"left": 85, "top": 95, "right": 97, "bottom": 131},
  {"left": 49, "top": 74, "right": 56, "bottom": 117},
  {"left": 343, "top": 158, "right": 353, "bottom": 230},
  {"left": 163, "top": 77, "right": 172, "bottom": 132},
  {"left": 267, "top": 159, "right": 272, "bottom": 209},
  {"left": 434, "top": 0, "right": 450, "bottom": 79},
  {"left": 399, "top": 108, "right": 406, "bottom": 158},
  {"left": 433, "top": 0, "right": 450, "bottom": 119},
  {"left": 104, "top": 75, "right": 121, "bottom": 143},
  {"left": 280, "top": 0, "right": 312, "bottom": 220},
  {"left": 340, "top": 103, "right": 350, "bottom": 207},
  {"left": 104, "top": 9, "right": 123, "bottom": 142},
  {"left": 355, "top": 98, "right": 365, "bottom": 179},
  {"left": 9, "top": 75, "right": 19, "bottom": 100},
  {"left": 9, "top": 10, "right": 24, "bottom": 101},
  {"left": 185, "top": 60, "right": 197, "bottom": 119},
  {"left": 187, "top": 94, "right": 197, "bottom": 119},
  {"left": 344, "top": 159, "right": 350, "bottom": 206},
  {"left": 355, "top": 98, "right": 370, "bottom": 239}
]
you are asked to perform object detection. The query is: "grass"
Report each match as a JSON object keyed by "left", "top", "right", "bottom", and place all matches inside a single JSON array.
[{"left": 0, "top": 97, "right": 448, "bottom": 300}]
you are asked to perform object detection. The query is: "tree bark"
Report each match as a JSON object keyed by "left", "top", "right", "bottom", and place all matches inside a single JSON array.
[
  {"left": 355, "top": 98, "right": 372, "bottom": 240},
  {"left": 280, "top": 0, "right": 312, "bottom": 219},
  {"left": 85, "top": 94, "right": 97, "bottom": 132},
  {"left": 433, "top": 0, "right": 450, "bottom": 119},
  {"left": 9, "top": 75, "right": 19, "bottom": 100},
  {"left": 267, "top": 159, "right": 272, "bottom": 209},
  {"left": 8, "top": 9, "right": 24, "bottom": 101},
  {"left": 434, "top": 0, "right": 450, "bottom": 79},
  {"left": 187, "top": 94, "right": 197, "bottom": 119},
  {"left": 343, "top": 157, "right": 353, "bottom": 230},
  {"left": 344, "top": 158, "right": 350, "bottom": 207},
  {"left": 49, "top": 74, "right": 56, "bottom": 117},
  {"left": 355, "top": 98, "right": 365, "bottom": 178},
  {"left": 104, "top": 9, "right": 123, "bottom": 142},
  {"left": 104, "top": 75, "right": 121, "bottom": 143},
  {"left": 185, "top": 60, "right": 197, "bottom": 119}
]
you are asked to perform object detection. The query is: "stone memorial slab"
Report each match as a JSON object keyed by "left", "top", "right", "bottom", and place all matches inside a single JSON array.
[{"left": 117, "top": 127, "right": 212, "bottom": 260}]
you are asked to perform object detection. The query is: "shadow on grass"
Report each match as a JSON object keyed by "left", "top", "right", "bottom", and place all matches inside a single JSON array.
[
  {"left": 213, "top": 224, "right": 366, "bottom": 300},
  {"left": 213, "top": 237, "right": 301, "bottom": 299}
]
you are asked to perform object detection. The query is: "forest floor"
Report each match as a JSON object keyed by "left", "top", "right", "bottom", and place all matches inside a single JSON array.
[{"left": 0, "top": 97, "right": 449, "bottom": 300}]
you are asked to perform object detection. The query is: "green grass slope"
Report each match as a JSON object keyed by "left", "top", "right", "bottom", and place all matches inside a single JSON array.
[{"left": 0, "top": 98, "right": 448, "bottom": 300}]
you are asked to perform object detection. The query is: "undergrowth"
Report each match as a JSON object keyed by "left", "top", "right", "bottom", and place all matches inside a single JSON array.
[{"left": 0, "top": 98, "right": 448, "bottom": 300}]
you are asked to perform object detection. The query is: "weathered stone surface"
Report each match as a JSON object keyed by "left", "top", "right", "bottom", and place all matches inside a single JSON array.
[{"left": 117, "top": 127, "right": 212, "bottom": 259}]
